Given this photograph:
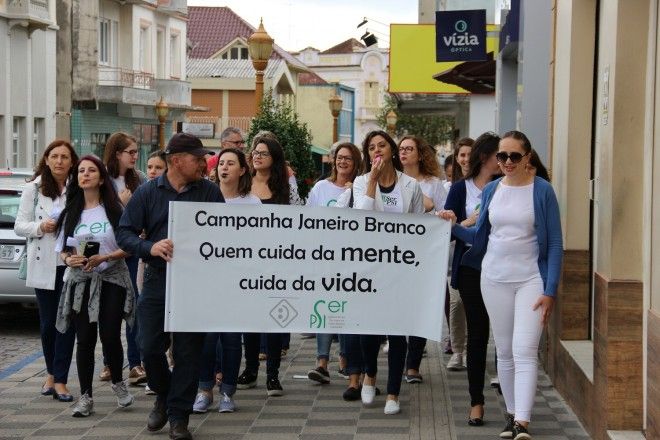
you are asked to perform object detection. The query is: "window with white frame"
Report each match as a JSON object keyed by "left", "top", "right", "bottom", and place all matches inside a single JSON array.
[
  {"left": 220, "top": 42, "right": 249, "bottom": 60},
  {"left": 12, "top": 117, "right": 23, "bottom": 168},
  {"left": 140, "top": 25, "right": 152, "bottom": 72},
  {"left": 170, "top": 32, "right": 181, "bottom": 78},
  {"left": 32, "top": 118, "right": 44, "bottom": 166},
  {"left": 98, "top": 18, "right": 118, "bottom": 66}
]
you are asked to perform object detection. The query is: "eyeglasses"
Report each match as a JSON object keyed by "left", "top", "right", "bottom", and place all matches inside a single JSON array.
[
  {"left": 227, "top": 140, "right": 245, "bottom": 146},
  {"left": 495, "top": 151, "right": 528, "bottom": 164},
  {"left": 251, "top": 150, "right": 271, "bottom": 158},
  {"left": 123, "top": 149, "right": 139, "bottom": 156},
  {"left": 335, "top": 155, "right": 354, "bottom": 162},
  {"left": 398, "top": 146, "right": 415, "bottom": 153}
]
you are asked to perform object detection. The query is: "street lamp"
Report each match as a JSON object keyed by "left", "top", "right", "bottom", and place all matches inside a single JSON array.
[
  {"left": 248, "top": 18, "right": 274, "bottom": 114},
  {"left": 155, "top": 96, "right": 170, "bottom": 149},
  {"left": 386, "top": 109, "right": 398, "bottom": 138},
  {"left": 328, "top": 93, "right": 343, "bottom": 144}
]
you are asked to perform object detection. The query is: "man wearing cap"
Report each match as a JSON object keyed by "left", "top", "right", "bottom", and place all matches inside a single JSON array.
[{"left": 117, "top": 133, "right": 223, "bottom": 440}]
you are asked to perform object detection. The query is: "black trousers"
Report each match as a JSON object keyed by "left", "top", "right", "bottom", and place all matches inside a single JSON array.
[
  {"left": 73, "top": 280, "right": 126, "bottom": 397},
  {"left": 405, "top": 336, "right": 427, "bottom": 371},
  {"left": 457, "top": 265, "right": 490, "bottom": 407},
  {"left": 139, "top": 266, "right": 205, "bottom": 423},
  {"left": 360, "top": 335, "right": 407, "bottom": 396},
  {"left": 243, "top": 332, "right": 283, "bottom": 380}
]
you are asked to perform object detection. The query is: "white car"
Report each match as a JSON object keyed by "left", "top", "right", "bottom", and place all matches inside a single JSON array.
[{"left": 0, "top": 169, "right": 38, "bottom": 304}]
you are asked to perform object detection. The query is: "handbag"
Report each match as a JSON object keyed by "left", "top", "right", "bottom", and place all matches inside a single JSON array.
[{"left": 18, "top": 183, "right": 40, "bottom": 280}]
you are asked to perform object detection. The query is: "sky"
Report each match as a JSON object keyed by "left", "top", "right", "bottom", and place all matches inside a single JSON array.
[{"left": 187, "top": 0, "right": 419, "bottom": 52}]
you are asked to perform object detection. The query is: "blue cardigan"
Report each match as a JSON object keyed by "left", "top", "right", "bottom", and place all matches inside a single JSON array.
[
  {"left": 443, "top": 179, "right": 470, "bottom": 290},
  {"left": 451, "top": 176, "right": 563, "bottom": 297}
]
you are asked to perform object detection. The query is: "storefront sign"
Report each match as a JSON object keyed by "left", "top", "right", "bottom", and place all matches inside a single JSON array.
[{"left": 436, "top": 9, "right": 487, "bottom": 62}]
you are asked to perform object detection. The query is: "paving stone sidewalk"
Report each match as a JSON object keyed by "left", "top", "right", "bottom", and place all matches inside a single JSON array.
[{"left": 0, "top": 333, "right": 590, "bottom": 439}]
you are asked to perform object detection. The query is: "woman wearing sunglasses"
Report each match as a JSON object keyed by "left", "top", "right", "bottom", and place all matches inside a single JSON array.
[
  {"left": 440, "top": 130, "right": 562, "bottom": 440},
  {"left": 443, "top": 132, "right": 501, "bottom": 427}
]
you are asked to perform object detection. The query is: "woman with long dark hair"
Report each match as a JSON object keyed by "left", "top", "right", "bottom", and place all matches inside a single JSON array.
[
  {"left": 236, "top": 136, "right": 297, "bottom": 397},
  {"left": 15, "top": 140, "right": 79, "bottom": 401},
  {"left": 442, "top": 131, "right": 563, "bottom": 439},
  {"left": 443, "top": 132, "right": 501, "bottom": 426},
  {"left": 103, "top": 132, "right": 146, "bottom": 385},
  {"left": 193, "top": 148, "right": 260, "bottom": 414},
  {"left": 350, "top": 130, "right": 424, "bottom": 415},
  {"left": 54, "top": 155, "right": 136, "bottom": 417}
]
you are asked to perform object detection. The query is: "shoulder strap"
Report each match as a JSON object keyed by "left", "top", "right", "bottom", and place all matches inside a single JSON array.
[{"left": 349, "top": 188, "right": 354, "bottom": 208}]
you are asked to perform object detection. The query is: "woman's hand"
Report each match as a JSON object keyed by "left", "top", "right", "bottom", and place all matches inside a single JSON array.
[
  {"left": 463, "top": 208, "right": 479, "bottom": 227},
  {"left": 66, "top": 254, "right": 88, "bottom": 268},
  {"left": 119, "top": 188, "right": 132, "bottom": 206},
  {"left": 83, "top": 254, "right": 106, "bottom": 272},
  {"left": 369, "top": 157, "right": 384, "bottom": 182},
  {"left": 423, "top": 195, "right": 434, "bottom": 213},
  {"left": 40, "top": 219, "right": 57, "bottom": 234},
  {"left": 533, "top": 295, "right": 555, "bottom": 326},
  {"left": 436, "top": 209, "right": 457, "bottom": 224}
]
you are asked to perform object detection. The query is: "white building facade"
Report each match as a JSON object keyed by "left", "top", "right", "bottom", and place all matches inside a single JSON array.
[{"left": 0, "top": 0, "right": 57, "bottom": 168}]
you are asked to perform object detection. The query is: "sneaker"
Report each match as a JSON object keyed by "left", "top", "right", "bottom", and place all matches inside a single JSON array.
[
  {"left": 382, "top": 341, "right": 389, "bottom": 353},
  {"left": 361, "top": 384, "right": 376, "bottom": 405},
  {"left": 128, "top": 365, "right": 148, "bottom": 386},
  {"left": 337, "top": 368, "right": 350, "bottom": 379},
  {"left": 513, "top": 422, "right": 531, "bottom": 440},
  {"left": 343, "top": 386, "right": 361, "bottom": 401},
  {"left": 236, "top": 370, "right": 257, "bottom": 390},
  {"left": 307, "top": 366, "right": 330, "bottom": 384},
  {"left": 192, "top": 392, "right": 212, "bottom": 414},
  {"left": 144, "top": 384, "right": 156, "bottom": 396},
  {"left": 111, "top": 380, "right": 134, "bottom": 408},
  {"left": 266, "top": 377, "right": 284, "bottom": 397},
  {"left": 500, "top": 413, "right": 515, "bottom": 439},
  {"left": 99, "top": 366, "right": 111, "bottom": 382},
  {"left": 218, "top": 393, "right": 236, "bottom": 413},
  {"left": 404, "top": 374, "right": 423, "bottom": 384},
  {"left": 384, "top": 399, "right": 401, "bottom": 415},
  {"left": 446, "top": 353, "right": 465, "bottom": 371},
  {"left": 72, "top": 393, "right": 94, "bottom": 417}
]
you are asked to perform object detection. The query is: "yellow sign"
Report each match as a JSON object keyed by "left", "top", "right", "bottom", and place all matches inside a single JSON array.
[{"left": 389, "top": 24, "right": 499, "bottom": 94}]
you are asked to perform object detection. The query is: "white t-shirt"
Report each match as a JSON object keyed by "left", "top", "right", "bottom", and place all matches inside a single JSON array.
[
  {"left": 55, "top": 205, "right": 119, "bottom": 272},
  {"left": 225, "top": 194, "right": 262, "bottom": 205},
  {"left": 306, "top": 180, "right": 347, "bottom": 208},
  {"left": 464, "top": 178, "right": 482, "bottom": 218},
  {"left": 380, "top": 183, "right": 404, "bottom": 214},
  {"left": 418, "top": 177, "right": 448, "bottom": 214},
  {"left": 482, "top": 182, "right": 540, "bottom": 282},
  {"left": 113, "top": 175, "right": 126, "bottom": 193},
  {"left": 443, "top": 180, "right": 452, "bottom": 193}
]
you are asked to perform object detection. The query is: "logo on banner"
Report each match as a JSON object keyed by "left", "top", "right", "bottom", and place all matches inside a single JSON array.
[
  {"left": 435, "top": 9, "right": 487, "bottom": 62},
  {"left": 269, "top": 299, "right": 298, "bottom": 328},
  {"left": 310, "top": 299, "right": 348, "bottom": 329}
]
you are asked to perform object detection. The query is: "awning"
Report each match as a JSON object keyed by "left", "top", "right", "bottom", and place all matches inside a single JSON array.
[
  {"left": 310, "top": 145, "right": 330, "bottom": 155},
  {"left": 432, "top": 52, "right": 495, "bottom": 94}
]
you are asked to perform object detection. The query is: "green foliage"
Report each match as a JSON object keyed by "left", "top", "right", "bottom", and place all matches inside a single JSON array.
[
  {"left": 247, "top": 93, "right": 316, "bottom": 200},
  {"left": 377, "top": 94, "right": 455, "bottom": 146}
]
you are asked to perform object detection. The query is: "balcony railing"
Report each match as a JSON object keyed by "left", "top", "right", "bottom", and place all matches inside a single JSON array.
[
  {"left": 7, "top": 0, "right": 52, "bottom": 24},
  {"left": 186, "top": 116, "right": 253, "bottom": 138},
  {"left": 98, "top": 66, "right": 154, "bottom": 90}
]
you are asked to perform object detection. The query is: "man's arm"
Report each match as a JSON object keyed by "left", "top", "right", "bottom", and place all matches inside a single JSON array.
[{"left": 116, "top": 186, "right": 154, "bottom": 259}]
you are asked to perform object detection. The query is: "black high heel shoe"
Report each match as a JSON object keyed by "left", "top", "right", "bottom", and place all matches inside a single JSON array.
[
  {"left": 41, "top": 384, "right": 55, "bottom": 396},
  {"left": 52, "top": 390, "right": 74, "bottom": 402},
  {"left": 468, "top": 405, "right": 485, "bottom": 426}
]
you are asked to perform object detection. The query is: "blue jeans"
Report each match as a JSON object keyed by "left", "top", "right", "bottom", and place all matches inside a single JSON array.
[
  {"left": 361, "top": 335, "right": 407, "bottom": 396},
  {"left": 198, "top": 332, "right": 242, "bottom": 396},
  {"left": 34, "top": 265, "right": 75, "bottom": 384},
  {"left": 139, "top": 265, "right": 205, "bottom": 423},
  {"left": 316, "top": 333, "right": 347, "bottom": 361},
  {"left": 343, "top": 334, "right": 363, "bottom": 376}
]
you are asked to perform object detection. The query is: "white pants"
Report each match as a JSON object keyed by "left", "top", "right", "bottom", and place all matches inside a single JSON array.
[{"left": 481, "top": 274, "right": 544, "bottom": 422}]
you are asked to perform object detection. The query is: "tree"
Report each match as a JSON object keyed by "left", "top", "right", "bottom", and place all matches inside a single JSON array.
[
  {"left": 376, "top": 94, "right": 455, "bottom": 146},
  {"left": 247, "top": 93, "right": 316, "bottom": 200}
]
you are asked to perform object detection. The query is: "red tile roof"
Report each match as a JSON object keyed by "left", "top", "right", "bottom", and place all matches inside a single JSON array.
[
  {"left": 188, "top": 6, "right": 307, "bottom": 71},
  {"left": 321, "top": 38, "right": 365, "bottom": 54},
  {"left": 298, "top": 71, "right": 329, "bottom": 86}
]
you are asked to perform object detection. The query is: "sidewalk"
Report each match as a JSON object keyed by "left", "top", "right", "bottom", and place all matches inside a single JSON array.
[{"left": 0, "top": 333, "right": 590, "bottom": 440}]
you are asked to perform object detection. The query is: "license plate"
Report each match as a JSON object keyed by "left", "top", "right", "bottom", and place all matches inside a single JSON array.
[{"left": 0, "top": 245, "right": 19, "bottom": 261}]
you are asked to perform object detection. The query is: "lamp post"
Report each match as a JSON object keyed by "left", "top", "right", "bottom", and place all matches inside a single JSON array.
[
  {"left": 155, "top": 96, "right": 170, "bottom": 149},
  {"left": 248, "top": 19, "right": 274, "bottom": 114},
  {"left": 386, "top": 109, "right": 398, "bottom": 138},
  {"left": 328, "top": 93, "right": 343, "bottom": 144}
]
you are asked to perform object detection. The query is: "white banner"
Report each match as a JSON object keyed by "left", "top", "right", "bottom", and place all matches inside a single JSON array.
[{"left": 165, "top": 202, "right": 451, "bottom": 341}]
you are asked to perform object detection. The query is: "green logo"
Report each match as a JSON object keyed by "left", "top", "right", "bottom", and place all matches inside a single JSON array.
[
  {"left": 309, "top": 299, "right": 347, "bottom": 329},
  {"left": 455, "top": 20, "right": 468, "bottom": 32}
]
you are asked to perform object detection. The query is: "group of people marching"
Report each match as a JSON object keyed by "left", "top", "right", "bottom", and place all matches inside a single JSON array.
[{"left": 15, "top": 126, "right": 561, "bottom": 440}]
